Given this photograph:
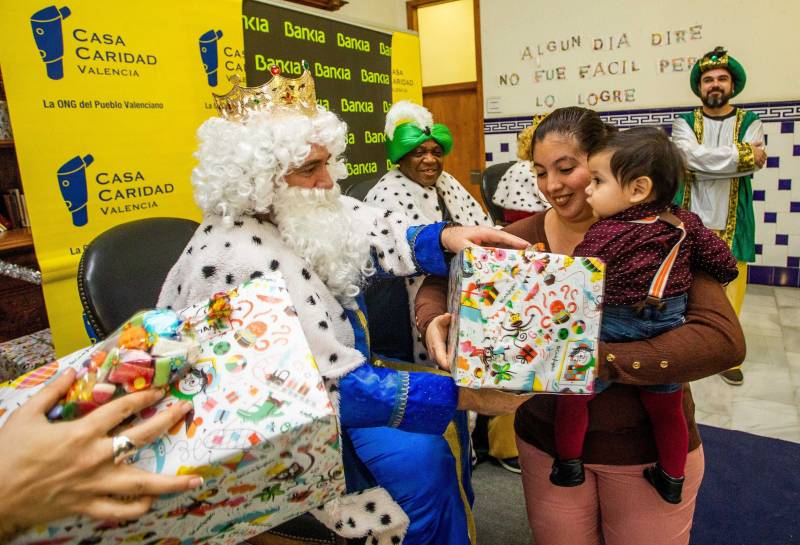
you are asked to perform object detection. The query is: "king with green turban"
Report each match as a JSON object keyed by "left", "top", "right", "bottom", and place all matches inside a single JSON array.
[
  {"left": 383, "top": 100, "right": 454, "bottom": 164},
  {"left": 672, "top": 46, "right": 765, "bottom": 385},
  {"left": 689, "top": 46, "right": 747, "bottom": 99},
  {"left": 673, "top": 46, "right": 762, "bottom": 264},
  {"left": 366, "top": 100, "right": 491, "bottom": 367}
]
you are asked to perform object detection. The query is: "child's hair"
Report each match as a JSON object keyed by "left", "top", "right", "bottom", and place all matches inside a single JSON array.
[{"left": 588, "top": 126, "right": 685, "bottom": 208}]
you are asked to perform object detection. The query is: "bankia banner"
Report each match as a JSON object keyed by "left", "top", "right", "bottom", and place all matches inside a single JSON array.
[{"left": 243, "top": 0, "right": 423, "bottom": 190}]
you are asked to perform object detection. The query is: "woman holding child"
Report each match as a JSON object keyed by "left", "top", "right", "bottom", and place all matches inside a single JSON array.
[{"left": 416, "top": 106, "right": 745, "bottom": 545}]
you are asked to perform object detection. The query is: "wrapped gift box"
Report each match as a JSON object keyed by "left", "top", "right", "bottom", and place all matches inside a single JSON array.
[
  {"left": 0, "top": 276, "right": 345, "bottom": 545},
  {"left": 447, "top": 246, "right": 605, "bottom": 393}
]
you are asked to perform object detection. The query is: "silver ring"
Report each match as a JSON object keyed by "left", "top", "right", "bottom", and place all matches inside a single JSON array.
[{"left": 112, "top": 434, "right": 138, "bottom": 465}]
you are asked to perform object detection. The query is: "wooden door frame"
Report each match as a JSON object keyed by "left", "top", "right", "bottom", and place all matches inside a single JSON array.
[{"left": 405, "top": 0, "right": 485, "bottom": 173}]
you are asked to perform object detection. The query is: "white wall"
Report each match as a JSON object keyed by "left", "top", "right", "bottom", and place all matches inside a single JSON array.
[
  {"left": 480, "top": 0, "right": 800, "bottom": 284},
  {"left": 480, "top": 0, "right": 799, "bottom": 115}
]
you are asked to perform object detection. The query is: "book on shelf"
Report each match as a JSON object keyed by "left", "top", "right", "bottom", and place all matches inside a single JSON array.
[
  {"left": 1, "top": 193, "right": 18, "bottom": 228},
  {"left": 1, "top": 188, "right": 28, "bottom": 229},
  {"left": 19, "top": 192, "right": 29, "bottom": 227},
  {"left": 0, "top": 202, "right": 10, "bottom": 230}
]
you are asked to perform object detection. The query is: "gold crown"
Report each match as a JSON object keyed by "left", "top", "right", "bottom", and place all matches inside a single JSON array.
[
  {"left": 213, "top": 61, "right": 317, "bottom": 121},
  {"left": 698, "top": 47, "right": 729, "bottom": 73}
]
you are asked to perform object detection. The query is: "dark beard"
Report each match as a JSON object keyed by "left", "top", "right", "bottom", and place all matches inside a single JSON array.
[{"left": 701, "top": 89, "right": 732, "bottom": 109}]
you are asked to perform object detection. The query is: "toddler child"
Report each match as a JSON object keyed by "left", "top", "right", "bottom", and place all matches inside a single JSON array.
[{"left": 550, "top": 126, "right": 739, "bottom": 504}]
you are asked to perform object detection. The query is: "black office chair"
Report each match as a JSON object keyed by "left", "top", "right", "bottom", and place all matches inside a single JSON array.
[
  {"left": 480, "top": 161, "right": 515, "bottom": 224},
  {"left": 78, "top": 217, "right": 199, "bottom": 338},
  {"left": 343, "top": 177, "right": 381, "bottom": 201},
  {"left": 77, "top": 216, "right": 352, "bottom": 545},
  {"left": 341, "top": 176, "right": 415, "bottom": 362}
]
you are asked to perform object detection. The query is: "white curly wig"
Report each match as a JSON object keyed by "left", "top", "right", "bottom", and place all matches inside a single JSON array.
[{"left": 192, "top": 107, "right": 349, "bottom": 226}]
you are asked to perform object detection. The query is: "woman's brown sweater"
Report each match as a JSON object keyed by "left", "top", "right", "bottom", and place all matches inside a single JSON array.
[{"left": 415, "top": 212, "right": 746, "bottom": 465}]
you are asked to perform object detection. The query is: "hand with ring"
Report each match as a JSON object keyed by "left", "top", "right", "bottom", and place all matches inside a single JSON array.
[
  {"left": 112, "top": 434, "right": 139, "bottom": 465},
  {"left": 0, "top": 368, "right": 204, "bottom": 541}
]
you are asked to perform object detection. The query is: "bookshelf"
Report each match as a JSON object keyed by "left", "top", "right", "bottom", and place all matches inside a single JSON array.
[
  {"left": 0, "top": 227, "right": 33, "bottom": 253},
  {"left": 0, "top": 67, "right": 49, "bottom": 342}
]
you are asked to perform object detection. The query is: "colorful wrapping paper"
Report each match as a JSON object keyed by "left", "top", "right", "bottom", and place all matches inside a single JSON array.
[
  {"left": 447, "top": 247, "right": 605, "bottom": 393},
  {"left": 0, "top": 276, "right": 345, "bottom": 545},
  {"left": 0, "top": 329, "right": 54, "bottom": 383}
]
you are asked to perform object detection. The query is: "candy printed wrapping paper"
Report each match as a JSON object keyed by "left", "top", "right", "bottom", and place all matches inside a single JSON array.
[
  {"left": 0, "top": 276, "right": 346, "bottom": 545},
  {"left": 447, "top": 247, "right": 605, "bottom": 393}
]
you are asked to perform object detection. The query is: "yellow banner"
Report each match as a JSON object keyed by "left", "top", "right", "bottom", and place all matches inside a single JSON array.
[
  {"left": 391, "top": 32, "right": 423, "bottom": 104},
  {"left": 0, "top": 0, "right": 244, "bottom": 355}
]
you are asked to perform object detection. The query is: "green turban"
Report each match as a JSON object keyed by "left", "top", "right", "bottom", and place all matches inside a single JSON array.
[
  {"left": 690, "top": 46, "right": 746, "bottom": 98},
  {"left": 385, "top": 122, "right": 453, "bottom": 164}
]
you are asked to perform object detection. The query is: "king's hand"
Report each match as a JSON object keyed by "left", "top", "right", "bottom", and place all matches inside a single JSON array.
[{"left": 440, "top": 225, "right": 528, "bottom": 254}]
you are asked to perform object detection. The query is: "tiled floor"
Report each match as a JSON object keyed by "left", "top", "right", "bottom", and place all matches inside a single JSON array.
[{"left": 692, "top": 284, "right": 800, "bottom": 443}]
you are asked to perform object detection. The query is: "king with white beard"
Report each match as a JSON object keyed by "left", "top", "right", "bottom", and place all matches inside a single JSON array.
[
  {"left": 158, "top": 67, "right": 528, "bottom": 545},
  {"left": 271, "top": 182, "right": 375, "bottom": 303}
]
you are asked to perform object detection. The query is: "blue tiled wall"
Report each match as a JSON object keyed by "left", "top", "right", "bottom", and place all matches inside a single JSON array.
[{"left": 484, "top": 101, "right": 800, "bottom": 287}]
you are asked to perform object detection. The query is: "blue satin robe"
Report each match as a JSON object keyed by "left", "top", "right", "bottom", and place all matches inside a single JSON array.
[{"left": 337, "top": 223, "right": 474, "bottom": 545}]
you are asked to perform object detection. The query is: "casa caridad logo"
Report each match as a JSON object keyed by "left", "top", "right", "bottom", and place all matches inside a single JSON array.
[
  {"left": 55, "top": 154, "right": 177, "bottom": 226},
  {"left": 57, "top": 154, "right": 93, "bottom": 226},
  {"left": 30, "top": 4, "right": 158, "bottom": 80},
  {"left": 198, "top": 29, "right": 245, "bottom": 91},
  {"left": 30, "top": 5, "right": 71, "bottom": 80},
  {"left": 199, "top": 29, "right": 224, "bottom": 87}
]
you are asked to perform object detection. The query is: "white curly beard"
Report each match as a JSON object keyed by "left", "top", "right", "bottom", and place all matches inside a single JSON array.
[{"left": 271, "top": 184, "right": 374, "bottom": 304}]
